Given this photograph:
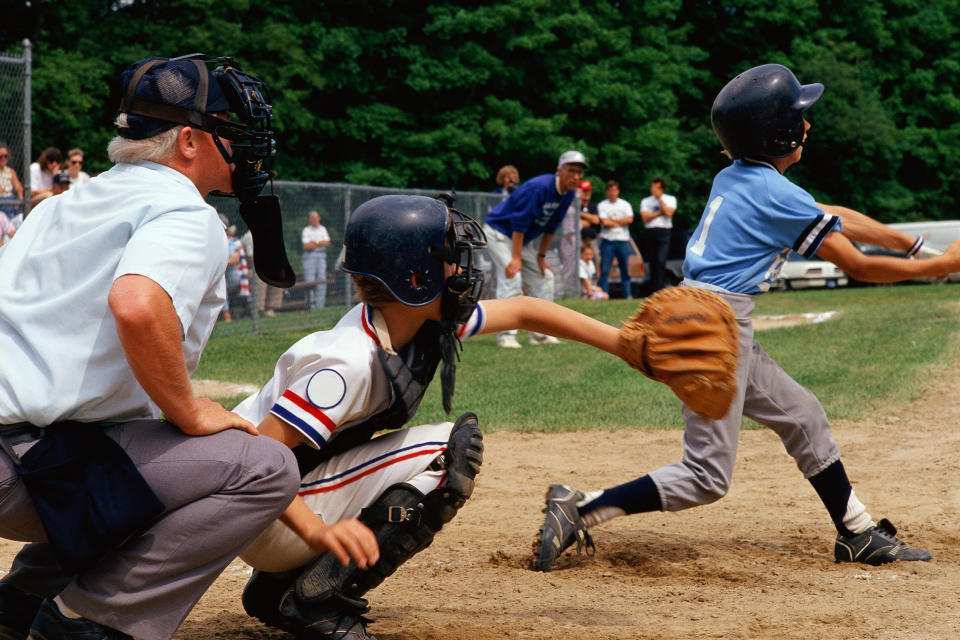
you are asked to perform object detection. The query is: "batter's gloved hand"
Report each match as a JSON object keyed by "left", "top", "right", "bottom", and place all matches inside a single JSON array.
[{"left": 619, "top": 287, "right": 739, "bottom": 420}]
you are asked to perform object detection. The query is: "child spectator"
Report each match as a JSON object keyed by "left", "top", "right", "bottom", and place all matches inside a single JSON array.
[{"left": 579, "top": 244, "right": 608, "bottom": 300}]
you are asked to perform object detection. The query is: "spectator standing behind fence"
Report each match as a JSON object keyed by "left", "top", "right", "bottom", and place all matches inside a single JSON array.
[
  {"left": 577, "top": 179, "right": 600, "bottom": 237},
  {"left": 28, "top": 147, "right": 62, "bottom": 203},
  {"left": 242, "top": 228, "right": 284, "bottom": 317},
  {"left": 596, "top": 180, "right": 635, "bottom": 299},
  {"left": 559, "top": 181, "right": 585, "bottom": 299},
  {"left": 640, "top": 177, "right": 677, "bottom": 293},
  {"left": 221, "top": 216, "right": 250, "bottom": 323},
  {"left": 0, "top": 142, "right": 24, "bottom": 226},
  {"left": 492, "top": 165, "right": 519, "bottom": 201},
  {"left": 483, "top": 150, "right": 586, "bottom": 348},
  {"left": 301, "top": 210, "right": 331, "bottom": 309},
  {"left": 65, "top": 148, "right": 91, "bottom": 185}
]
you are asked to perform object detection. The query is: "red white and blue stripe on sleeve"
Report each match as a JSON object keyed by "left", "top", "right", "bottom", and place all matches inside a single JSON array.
[
  {"left": 455, "top": 303, "right": 486, "bottom": 340},
  {"left": 270, "top": 389, "right": 337, "bottom": 448},
  {"left": 298, "top": 439, "right": 447, "bottom": 496},
  {"left": 270, "top": 306, "right": 379, "bottom": 448}
]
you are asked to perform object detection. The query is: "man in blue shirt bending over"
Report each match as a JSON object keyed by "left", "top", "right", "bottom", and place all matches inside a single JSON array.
[{"left": 483, "top": 150, "right": 586, "bottom": 348}]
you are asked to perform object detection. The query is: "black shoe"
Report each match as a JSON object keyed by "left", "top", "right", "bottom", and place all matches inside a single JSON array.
[
  {"left": 279, "top": 592, "right": 377, "bottom": 640},
  {"left": 0, "top": 583, "right": 42, "bottom": 640},
  {"left": 835, "top": 518, "right": 933, "bottom": 566},
  {"left": 28, "top": 598, "right": 132, "bottom": 640},
  {"left": 530, "top": 484, "right": 595, "bottom": 572},
  {"left": 242, "top": 570, "right": 292, "bottom": 630}
]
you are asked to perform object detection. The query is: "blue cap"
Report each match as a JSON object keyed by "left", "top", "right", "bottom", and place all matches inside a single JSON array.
[{"left": 118, "top": 57, "right": 231, "bottom": 140}]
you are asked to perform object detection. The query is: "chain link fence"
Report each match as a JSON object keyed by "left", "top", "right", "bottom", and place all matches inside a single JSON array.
[
  {"left": 211, "top": 181, "right": 582, "bottom": 337},
  {"left": 0, "top": 40, "right": 31, "bottom": 231}
]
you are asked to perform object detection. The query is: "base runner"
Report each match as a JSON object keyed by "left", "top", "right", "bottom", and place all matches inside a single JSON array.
[{"left": 531, "top": 63, "right": 960, "bottom": 572}]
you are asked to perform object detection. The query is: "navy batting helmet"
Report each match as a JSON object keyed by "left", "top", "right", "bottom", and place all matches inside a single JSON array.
[
  {"left": 711, "top": 64, "right": 823, "bottom": 160},
  {"left": 342, "top": 194, "right": 486, "bottom": 320}
]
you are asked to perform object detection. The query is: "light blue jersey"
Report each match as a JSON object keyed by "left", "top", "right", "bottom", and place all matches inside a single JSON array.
[{"left": 683, "top": 159, "right": 840, "bottom": 294}]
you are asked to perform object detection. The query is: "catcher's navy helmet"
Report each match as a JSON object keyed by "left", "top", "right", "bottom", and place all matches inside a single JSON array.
[
  {"left": 342, "top": 195, "right": 486, "bottom": 318},
  {"left": 711, "top": 64, "right": 823, "bottom": 160}
]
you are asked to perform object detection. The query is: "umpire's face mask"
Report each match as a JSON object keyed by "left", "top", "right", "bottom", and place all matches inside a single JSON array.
[{"left": 118, "top": 53, "right": 295, "bottom": 288}]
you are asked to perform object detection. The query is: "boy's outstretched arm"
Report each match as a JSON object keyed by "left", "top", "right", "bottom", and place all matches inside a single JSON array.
[
  {"left": 479, "top": 296, "right": 624, "bottom": 357},
  {"left": 479, "top": 293, "right": 739, "bottom": 421},
  {"left": 817, "top": 203, "right": 920, "bottom": 253},
  {"left": 816, "top": 230, "right": 960, "bottom": 283}
]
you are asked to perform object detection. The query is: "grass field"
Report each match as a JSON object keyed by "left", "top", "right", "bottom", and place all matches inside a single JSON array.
[{"left": 194, "top": 283, "right": 960, "bottom": 432}]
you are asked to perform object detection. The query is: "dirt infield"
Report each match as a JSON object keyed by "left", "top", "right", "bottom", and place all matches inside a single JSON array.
[{"left": 3, "top": 358, "right": 958, "bottom": 639}]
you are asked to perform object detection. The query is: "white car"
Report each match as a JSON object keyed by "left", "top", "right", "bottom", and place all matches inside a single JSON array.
[{"left": 773, "top": 252, "right": 849, "bottom": 290}]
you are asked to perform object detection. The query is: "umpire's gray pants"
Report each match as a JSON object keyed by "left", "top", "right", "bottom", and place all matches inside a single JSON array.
[
  {"left": 649, "top": 282, "right": 842, "bottom": 510},
  {"left": 0, "top": 420, "right": 299, "bottom": 640}
]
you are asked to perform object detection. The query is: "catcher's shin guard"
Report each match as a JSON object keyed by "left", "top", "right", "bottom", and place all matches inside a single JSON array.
[
  {"left": 420, "top": 411, "right": 483, "bottom": 529},
  {"left": 278, "top": 413, "right": 483, "bottom": 634}
]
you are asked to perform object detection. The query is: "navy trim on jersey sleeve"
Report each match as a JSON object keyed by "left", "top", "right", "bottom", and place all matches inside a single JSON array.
[{"left": 793, "top": 213, "right": 840, "bottom": 258}]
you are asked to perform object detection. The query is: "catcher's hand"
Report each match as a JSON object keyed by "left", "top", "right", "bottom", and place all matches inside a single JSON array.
[{"left": 619, "top": 287, "right": 739, "bottom": 420}]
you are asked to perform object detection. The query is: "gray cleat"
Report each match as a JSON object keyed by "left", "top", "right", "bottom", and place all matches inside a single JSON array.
[
  {"left": 834, "top": 518, "right": 932, "bottom": 566},
  {"left": 530, "top": 484, "right": 595, "bottom": 572}
]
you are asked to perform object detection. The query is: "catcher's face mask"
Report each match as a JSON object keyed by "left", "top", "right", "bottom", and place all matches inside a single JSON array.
[
  {"left": 117, "top": 54, "right": 294, "bottom": 287},
  {"left": 431, "top": 203, "right": 487, "bottom": 326}
]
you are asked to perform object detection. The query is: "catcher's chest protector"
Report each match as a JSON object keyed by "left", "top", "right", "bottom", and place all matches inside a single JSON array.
[{"left": 293, "top": 323, "right": 444, "bottom": 474}]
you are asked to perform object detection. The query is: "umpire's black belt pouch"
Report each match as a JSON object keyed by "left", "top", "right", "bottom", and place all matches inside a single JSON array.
[{"left": 12, "top": 421, "right": 164, "bottom": 574}]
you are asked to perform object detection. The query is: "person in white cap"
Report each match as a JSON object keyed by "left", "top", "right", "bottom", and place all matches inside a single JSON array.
[{"left": 482, "top": 150, "right": 587, "bottom": 348}]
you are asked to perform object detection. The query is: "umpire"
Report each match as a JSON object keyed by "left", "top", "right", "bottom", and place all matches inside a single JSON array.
[{"left": 0, "top": 56, "right": 299, "bottom": 640}]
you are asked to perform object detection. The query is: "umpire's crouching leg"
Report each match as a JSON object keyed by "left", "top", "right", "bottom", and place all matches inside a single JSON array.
[{"left": 50, "top": 420, "right": 299, "bottom": 640}]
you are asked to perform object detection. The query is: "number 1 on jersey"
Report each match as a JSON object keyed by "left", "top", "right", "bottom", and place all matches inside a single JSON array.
[{"left": 690, "top": 196, "right": 723, "bottom": 256}]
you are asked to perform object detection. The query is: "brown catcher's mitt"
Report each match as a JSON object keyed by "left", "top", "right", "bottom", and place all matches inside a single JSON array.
[{"left": 619, "top": 287, "right": 739, "bottom": 420}]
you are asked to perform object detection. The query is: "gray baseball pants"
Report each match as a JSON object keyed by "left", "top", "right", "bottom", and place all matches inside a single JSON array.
[
  {"left": 649, "top": 283, "right": 841, "bottom": 510},
  {"left": 0, "top": 419, "right": 299, "bottom": 640}
]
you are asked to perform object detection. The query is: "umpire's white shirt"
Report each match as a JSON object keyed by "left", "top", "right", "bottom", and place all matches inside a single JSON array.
[{"left": 0, "top": 161, "right": 227, "bottom": 426}]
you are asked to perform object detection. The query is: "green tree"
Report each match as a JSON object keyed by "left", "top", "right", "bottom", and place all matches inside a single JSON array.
[{"left": 4, "top": 0, "right": 960, "bottom": 222}]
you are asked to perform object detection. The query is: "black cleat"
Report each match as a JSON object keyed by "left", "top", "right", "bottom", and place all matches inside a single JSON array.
[
  {"left": 279, "top": 592, "right": 377, "bottom": 640},
  {"left": 28, "top": 598, "right": 132, "bottom": 640},
  {"left": 530, "top": 484, "right": 595, "bottom": 572},
  {"left": 834, "top": 518, "right": 932, "bottom": 566},
  {"left": 242, "top": 570, "right": 292, "bottom": 630},
  {"left": 0, "top": 583, "right": 42, "bottom": 640}
]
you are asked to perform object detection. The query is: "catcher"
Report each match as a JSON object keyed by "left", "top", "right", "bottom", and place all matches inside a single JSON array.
[
  {"left": 531, "top": 63, "right": 960, "bottom": 572},
  {"left": 232, "top": 194, "right": 735, "bottom": 640}
]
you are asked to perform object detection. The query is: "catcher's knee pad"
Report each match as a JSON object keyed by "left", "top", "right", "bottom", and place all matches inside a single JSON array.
[
  {"left": 421, "top": 411, "right": 484, "bottom": 530},
  {"left": 287, "top": 482, "right": 437, "bottom": 618},
  {"left": 280, "top": 415, "right": 483, "bottom": 628}
]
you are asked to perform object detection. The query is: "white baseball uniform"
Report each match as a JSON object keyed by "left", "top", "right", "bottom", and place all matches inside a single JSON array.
[{"left": 234, "top": 302, "right": 486, "bottom": 571}]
